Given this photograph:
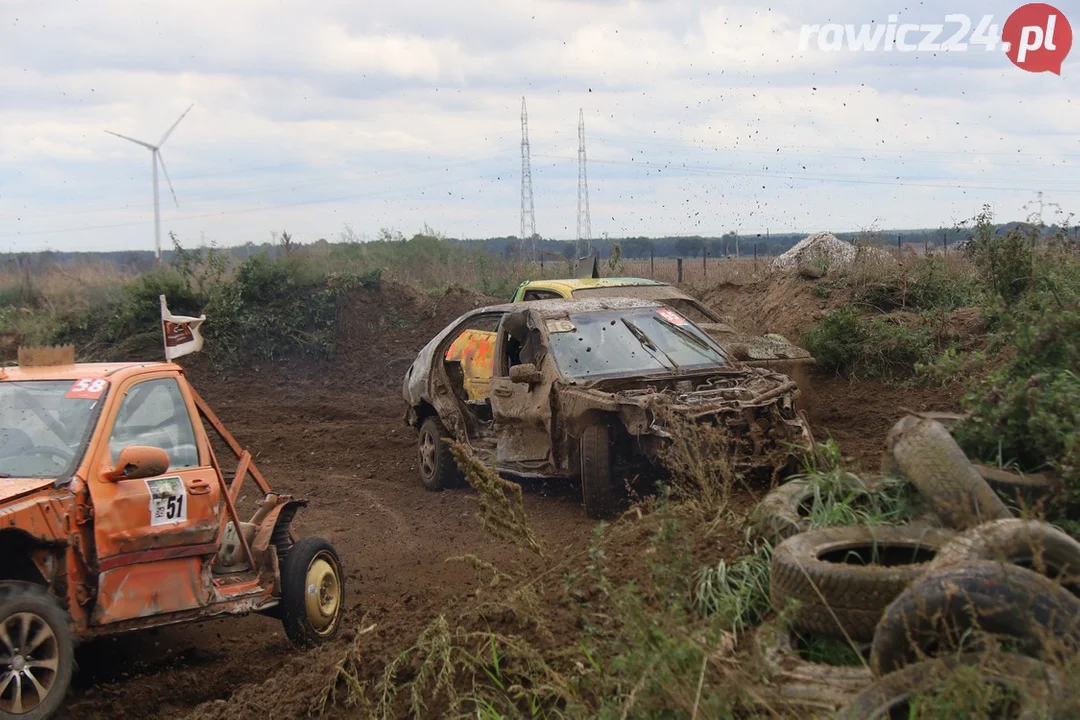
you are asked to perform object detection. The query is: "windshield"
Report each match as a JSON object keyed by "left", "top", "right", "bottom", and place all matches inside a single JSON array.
[
  {"left": 0, "top": 381, "right": 104, "bottom": 479},
  {"left": 547, "top": 308, "right": 727, "bottom": 381}
]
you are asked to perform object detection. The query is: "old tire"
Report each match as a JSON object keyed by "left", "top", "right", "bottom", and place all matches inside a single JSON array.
[
  {"left": 418, "top": 417, "right": 460, "bottom": 491},
  {"left": 749, "top": 474, "right": 881, "bottom": 545},
  {"left": 886, "top": 416, "right": 1011, "bottom": 530},
  {"left": 279, "top": 537, "right": 345, "bottom": 648},
  {"left": 580, "top": 424, "right": 614, "bottom": 520},
  {"left": 0, "top": 582, "right": 74, "bottom": 720},
  {"left": 753, "top": 622, "right": 870, "bottom": 712},
  {"left": 770, "top": 525, "right": 953, "bottom": 641},
  {"left": 749, "top": 479, "right": 819, "bottom": 544},
  {"left": 870, "top": 560, "right": 1080, "bottom": 677},
  {"left": 839, "top": 654, "right": 1060, "bottom": 719},
  {"left": 933, "top": 519, "right": 1080, "bottom": 593}
]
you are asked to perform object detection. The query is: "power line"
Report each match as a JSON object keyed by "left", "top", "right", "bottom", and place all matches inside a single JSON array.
[
  {"left": 533, "top": 153, "right": 1080, "bottom": 195},
  {"left": 0, "top": 169, "right": 510, "bottom": 240},
  {"left": 5, "top": 152, "right": 514, "bottom": 222}
]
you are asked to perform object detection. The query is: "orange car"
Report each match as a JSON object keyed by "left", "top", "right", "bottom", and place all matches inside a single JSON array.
[{"left": 0, "top": 355, "right": 344, "bottom": 718}]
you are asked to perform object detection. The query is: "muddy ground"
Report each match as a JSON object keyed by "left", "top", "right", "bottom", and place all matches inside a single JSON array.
[{"left": 61, "top": 280, "right": 963, "bottom": 719}]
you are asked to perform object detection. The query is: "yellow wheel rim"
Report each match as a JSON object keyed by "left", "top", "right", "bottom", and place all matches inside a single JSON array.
[{"left": 303, "top": 553, "right": 341, "bottom": 635}]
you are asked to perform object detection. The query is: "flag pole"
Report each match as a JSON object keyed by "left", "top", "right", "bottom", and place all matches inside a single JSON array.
[{"left": 160, "top": 295, "right": 170, "bottom": 364}]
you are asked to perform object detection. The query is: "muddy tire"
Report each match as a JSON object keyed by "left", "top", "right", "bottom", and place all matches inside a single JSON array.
[
  {"left": 870, "top": 560, "right": 1080, "bottom": 677},
  {"left": 770, "top": 525, "right": 953, "bottom": 641},
  {"left": 753, "top": 622, "right": 871, "bottom": 712},
  {"left": 279, "top": 537, "right": 345, "bottom": 648},
  {"left": 417, "top": 417, "right": 460, "bottom": 491},
  {"left": 0, "top": 581, "right": 74, "bottom": 720},
  {"left": 749, "top": 479, "right": 817, "bottom": 545},
  {"left": 580, "top": 424, "right": 614, "bottom": 520},
  {"left": 749, "top": 474, "right": 875, "bottom": 545},
  {"left": 886, "top": 416, "right": 1011, "bottom": 530},
  {"left": 933, "top": 519, "right": 1080, "bottom": 593},
  {"left": 839, "top": 654, "right": 1060, "bottom": 719}
]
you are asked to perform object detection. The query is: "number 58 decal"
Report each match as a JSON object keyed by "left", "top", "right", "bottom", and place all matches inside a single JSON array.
[{"left": 66, "top": 378, "right": 109, "bottom": 399}]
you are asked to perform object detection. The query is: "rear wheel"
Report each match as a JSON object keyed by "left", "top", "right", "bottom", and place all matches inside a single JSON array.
[
  {"left": 580, "top": 424, "right": 614, "bottom": 520},
  {"left": 279, "top": 537, "right": 344, "bottom": 648},
  {"left": 418, "top": 417, "right": 460, "bottom": 491},
  {"left": 0, "top": 582, "right": 73, "bottom": 720}
]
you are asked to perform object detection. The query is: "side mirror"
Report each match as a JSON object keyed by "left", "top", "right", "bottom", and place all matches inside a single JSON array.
[
  {"left": 105, "top": 446, "right": 170, "bottom": 481},
  {"left": 509, "top": 363, "right": 541, "bottom": 385}
]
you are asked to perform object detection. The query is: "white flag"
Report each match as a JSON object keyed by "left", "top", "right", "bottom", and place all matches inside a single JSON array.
[{"left": 160, "top": 295, "right": 206, "bottom": 361}]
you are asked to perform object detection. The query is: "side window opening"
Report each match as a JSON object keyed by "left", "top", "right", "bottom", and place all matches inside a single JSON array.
[
  {"left": 109, "top": 378, "right": 200, "bottom": 470},
  {"left": 500, "top": 310, "right": 544, "bottom": 374},
  {"left": 523, "top": 290, "right": 563, "bottom": 301}
]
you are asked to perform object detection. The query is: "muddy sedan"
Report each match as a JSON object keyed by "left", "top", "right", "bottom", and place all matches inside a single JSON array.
[{"left": 403, "top": 298, "right": 811, "bottom": 518}]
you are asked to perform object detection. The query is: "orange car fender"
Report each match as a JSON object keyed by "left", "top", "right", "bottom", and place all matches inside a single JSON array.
[{"left": 0, "top": 495, "right": 71, "bottom": 547}]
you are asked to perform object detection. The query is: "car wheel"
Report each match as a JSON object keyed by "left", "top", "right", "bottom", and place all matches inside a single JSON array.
[
  {"left": 417, "top": 417, "right": 461, "bottom": 491},
  {"left": 580, "top": 424, "right": 614, "bottom": 520},
  {"left": 279, "top": 537, "right": 345, "bottom": 648},
  {"left": 0, "top": 582, "right": 74, "bottom": 720}
]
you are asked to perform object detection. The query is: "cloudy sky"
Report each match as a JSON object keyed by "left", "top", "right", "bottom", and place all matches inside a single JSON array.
[{"left": 1, "top": 0, "right": 1078, "bottom": 253}]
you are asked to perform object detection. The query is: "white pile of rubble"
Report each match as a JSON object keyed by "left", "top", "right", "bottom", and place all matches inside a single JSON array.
[{"left": 771, "top": 232, "right": 858, "bottom": 272}]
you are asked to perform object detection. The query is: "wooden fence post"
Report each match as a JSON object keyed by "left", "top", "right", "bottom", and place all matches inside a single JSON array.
[{"left": 677, "top": 258, "right": 683, "bottom": 283}]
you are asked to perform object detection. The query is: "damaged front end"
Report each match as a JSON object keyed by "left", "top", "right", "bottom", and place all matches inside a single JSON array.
[{"left": 565, "top": 368, "right": 813, "bottom": 473}]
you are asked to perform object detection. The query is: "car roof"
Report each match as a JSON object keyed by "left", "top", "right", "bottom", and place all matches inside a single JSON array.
[
  {"left": 485, "top": 296, "right": 664, "bottom": 320},
  {"left": 0, "top": 362, "right": 181, "bottom": 382},
  {"left": 521, "top": 277, "right": 668, "bottom": 294}
]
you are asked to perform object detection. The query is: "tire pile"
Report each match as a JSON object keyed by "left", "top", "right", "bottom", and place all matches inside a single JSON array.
[{"left": 750, "top": 413, "right": 1079, "bottom": 717}]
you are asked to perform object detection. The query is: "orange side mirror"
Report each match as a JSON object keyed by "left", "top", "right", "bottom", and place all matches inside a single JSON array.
[{"left": 104, "top": 446, "right": 170, "bottom": 481}]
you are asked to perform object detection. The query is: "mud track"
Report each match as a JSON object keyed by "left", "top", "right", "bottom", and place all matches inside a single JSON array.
[{"left": 62, "top": 282, "right": 962, "bottom": 719}]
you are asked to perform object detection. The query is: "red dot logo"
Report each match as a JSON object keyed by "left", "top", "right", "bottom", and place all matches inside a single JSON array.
[{"left": 1003, "top": 3, "right": 1072, "bottom": 75}]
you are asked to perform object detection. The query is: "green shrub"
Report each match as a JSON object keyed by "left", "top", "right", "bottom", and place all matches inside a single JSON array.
[
  {"left": 852, "top": 255, "right": 979, "bottom": 312},
  {"left": 967, "top": 205, "right": 1035, "bottom": 304},
  {"left": 955, "top": 248, "right": 1080, "bottom": 522},
  {"left": 47, "top": 247, "right": 381, "bottom": 365},
  {"left": 802, "top": 307, "right": 864, "bottom": 375},
  {"left": 803, "top": 307, "right": 938, "bottom": 381},
  {"left": 205, "top": 253, "right": 379, "bottom": 364},
  {"left": 915, "top": 348, "right": 987, "bottom": 387}
]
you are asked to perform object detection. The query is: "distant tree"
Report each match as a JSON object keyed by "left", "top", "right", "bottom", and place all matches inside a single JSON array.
[
  {"left": 622, "top": 237, "right": 654, "bottom": 258},
  {"left": 674, "top": 236, "right": 704, "bottom": 257}
]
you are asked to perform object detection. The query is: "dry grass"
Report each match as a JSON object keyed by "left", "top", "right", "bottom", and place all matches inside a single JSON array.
[
  {"left": 653, "top": 406, "right": 742, "bottom": 517},
  {"left": 448, "top": 441, "right": 547, "bottom": 558},
  {"left": 0, "top": 259, "right": 133, "bottom": 314}
]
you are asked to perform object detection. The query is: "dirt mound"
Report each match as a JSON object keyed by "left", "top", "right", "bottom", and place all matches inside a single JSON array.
[{"left": 702, "top": 276, "right": 831, "bottom": 342}]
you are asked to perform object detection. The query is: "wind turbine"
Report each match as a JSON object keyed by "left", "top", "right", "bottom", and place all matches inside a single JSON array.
[{"left": 106, "top": 104, "right": 194, "bottom": 263}]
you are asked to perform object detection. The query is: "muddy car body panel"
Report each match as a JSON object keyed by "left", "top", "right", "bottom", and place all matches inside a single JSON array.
[
  {"left": 404, "top": 298, "right": 811, "bottom": 512},
  {"left": 0, "top": 358, "right": 345, "bottom": 717}
]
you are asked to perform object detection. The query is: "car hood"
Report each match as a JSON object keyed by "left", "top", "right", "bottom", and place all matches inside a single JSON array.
[{"left": 0, "top": 478, "right": 55, "bottom": 505}]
